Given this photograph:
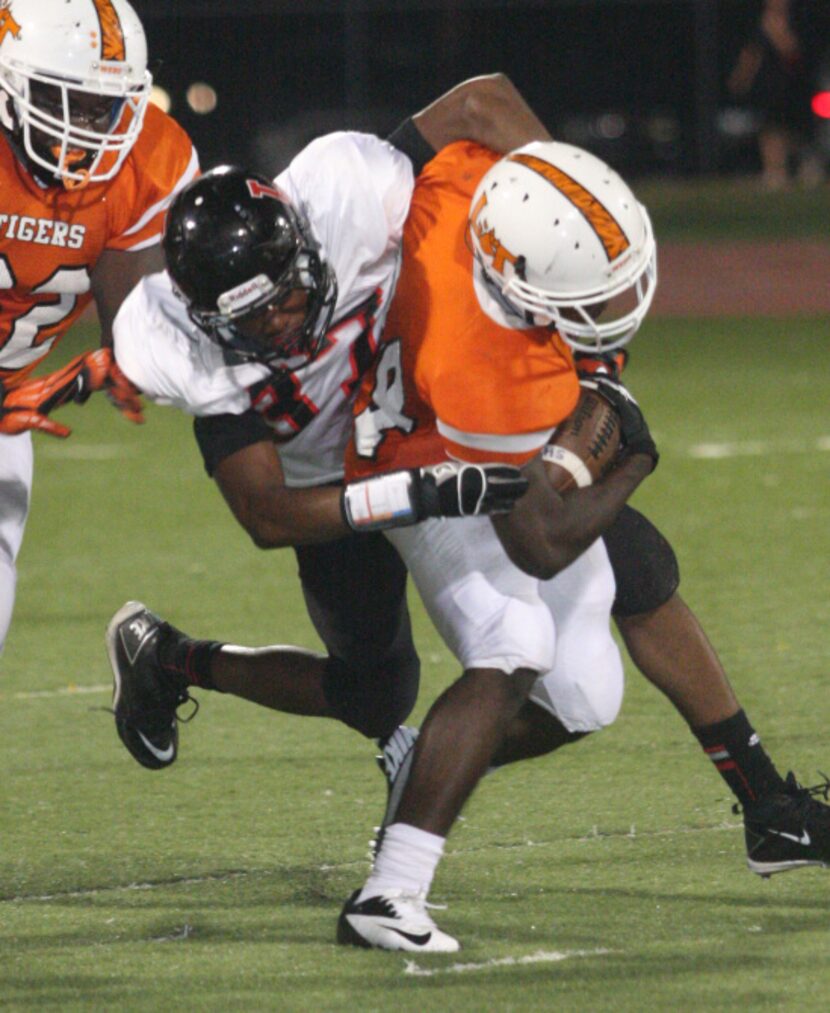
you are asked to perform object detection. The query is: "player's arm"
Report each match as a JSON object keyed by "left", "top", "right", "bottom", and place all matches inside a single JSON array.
[
  {"left": 91, "top": 244, "right": 166, "bottom": 346},
  {"left": 212, "top": 439, "right": 347, "bottom": 548},
  {"left": 492, "top": 451, "right": 654, "bottom": 580},
  {"left": 198, "top": 415, "right": 528, "bottom": 549},
  {"left": 490, "top": 377, "right": 659, "bottom": 579},
  {"left": 410, "top": 73, "right": 552, "bottom": 157}
]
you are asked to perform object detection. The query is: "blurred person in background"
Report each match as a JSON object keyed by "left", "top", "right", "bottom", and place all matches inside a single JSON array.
[{"left": 728, "top": 0, "right": 824, "bottom": 188}]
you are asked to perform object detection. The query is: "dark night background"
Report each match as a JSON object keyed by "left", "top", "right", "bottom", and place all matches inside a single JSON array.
[{"left": 129, "top": 1, "right": 830, "bottom": 179}]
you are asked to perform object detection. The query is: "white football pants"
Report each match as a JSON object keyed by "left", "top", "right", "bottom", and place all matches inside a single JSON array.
[
  {"left": 0, "top": 431, "right": 33, "bottom": 656},
  {"left": 386, "top": 515, "right": 623, "bottom": 733}
]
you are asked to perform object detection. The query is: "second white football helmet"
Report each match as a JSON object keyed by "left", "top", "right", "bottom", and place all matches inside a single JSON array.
[
  {"left": 468, "top": 140, "right": 657, "bottom": 353},
  {"left": 0, "top": 0, "right": 152, "bottom": 187}
]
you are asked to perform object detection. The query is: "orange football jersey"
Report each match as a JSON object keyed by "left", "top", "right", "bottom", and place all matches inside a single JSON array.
[
  {"left": 0, "top": 103, "right": 197, "bottom": 382},
  {"left": 346, "top": 142, "right": 579, "bottom": 480}
]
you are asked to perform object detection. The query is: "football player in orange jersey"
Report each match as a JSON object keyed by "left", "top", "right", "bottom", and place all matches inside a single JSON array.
[
  {"left": 0, "top": 0, "right": 198, "bottom": 653},
  {"left": 92, "top": 70, "right": 828, "bottom": 949},
  {"left": 337, "top": 137, "right": 830, "bottom": 949}
]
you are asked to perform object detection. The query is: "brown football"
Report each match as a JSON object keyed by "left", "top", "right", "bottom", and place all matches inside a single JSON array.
[{"left": 543, "top": 386, "right": 621, "bottom": 492}]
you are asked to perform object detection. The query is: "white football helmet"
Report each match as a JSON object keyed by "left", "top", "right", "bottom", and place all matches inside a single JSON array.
[
  {"left": 0, "top": 0, "right": 152, "bottom": 188},
  {"left": 468, "top": 140, "right": 657, "bottom": 353}
]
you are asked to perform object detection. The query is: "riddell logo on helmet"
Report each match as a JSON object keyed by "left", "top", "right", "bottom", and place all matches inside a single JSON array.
[
  {"left": 0, "top": 1, "right": 21, "bottom": 46},
  {"left": 217, "top": 273, "right": 273, "bottom": 315}
]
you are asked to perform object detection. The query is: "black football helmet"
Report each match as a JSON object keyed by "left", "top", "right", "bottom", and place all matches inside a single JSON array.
[{"left": 162, "top": 165, "right": 337, "bottom": 364}]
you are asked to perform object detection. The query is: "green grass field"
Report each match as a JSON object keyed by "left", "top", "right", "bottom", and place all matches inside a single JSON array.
[
  {"left": 635, "top": 178, "right": 830, "bottom": 242},
  {"left": 2, "top": 316, "right": 829, "bottom": 1011}
]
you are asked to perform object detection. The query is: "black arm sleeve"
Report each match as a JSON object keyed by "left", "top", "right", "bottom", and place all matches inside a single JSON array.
[
  {"left": 193, "top": 411, "right": 272, "bottom": 477},
  {"left": 386, "top": 116, "right": 437, "bottom": 176}
]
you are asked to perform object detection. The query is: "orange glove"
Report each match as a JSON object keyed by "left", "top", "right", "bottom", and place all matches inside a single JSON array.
[
  {"left": 103, "top": 355, "right": 144, "bottom": 425},
  {"left": 0, "top": 348, "right": 144, "bottom": 439}
]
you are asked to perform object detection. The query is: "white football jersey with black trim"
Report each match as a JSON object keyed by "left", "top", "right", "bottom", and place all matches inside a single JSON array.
[{"left": 113, "top": 132, "right": 414, "bottom": 487}]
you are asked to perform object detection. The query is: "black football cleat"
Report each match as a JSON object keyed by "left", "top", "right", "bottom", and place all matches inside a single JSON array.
[
  {"left": 739, "top": 771, "right": 830, "bottom": 876},
  {"left": 107, "top": 601, "right": 196, "bottom": 770},
  {"left": 337, "top": 888, "right": 460, "bottom": 952}
]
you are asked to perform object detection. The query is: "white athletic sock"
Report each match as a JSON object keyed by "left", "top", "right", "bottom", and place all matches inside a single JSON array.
[{"left": 358, "top": 822, "right": 445, "bottom": 901}]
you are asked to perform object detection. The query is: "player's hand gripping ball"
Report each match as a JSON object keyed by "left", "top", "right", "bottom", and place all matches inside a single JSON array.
[{"left": 543, "top": 386, "right": 621, "bottom": 492}]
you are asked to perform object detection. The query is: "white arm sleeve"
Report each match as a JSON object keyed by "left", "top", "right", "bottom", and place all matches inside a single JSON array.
[{"left": 113, "top": 272, "right": 265, "bottom": 416}]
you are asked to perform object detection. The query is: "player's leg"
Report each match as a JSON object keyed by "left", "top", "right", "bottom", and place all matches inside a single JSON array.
[
  {"left": 294, "top": 531, "right": 419, "bottom": 740},
  {"left": 495, "top": 536, "right": 623, "bottom": 764},
  {"left": 177, "top": 531, "right": 418, "bottom": 733},
  {"left": 606, "top": 505, "right": 830, "bottom": 875},
  {"left": 339, "top": 517, "right": 554, "bottom": 952},
  {"left": 0, "top": 432, "right": 33, "bottom": 654},
  {"left": 107, "top": 531, "right": 418, "bottom": 769}
]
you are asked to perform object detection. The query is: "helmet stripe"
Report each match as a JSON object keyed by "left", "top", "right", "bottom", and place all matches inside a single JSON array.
[
  {"left": 92, "top": 0, "right": 126, "bottom": 62},
  {"left": 508, "top": 152, "right": 630, "bottom": 261}
]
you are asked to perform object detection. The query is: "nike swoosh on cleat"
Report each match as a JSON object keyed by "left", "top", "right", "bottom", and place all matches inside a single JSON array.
[
  {"left": 137, "top": 730, "right": 175, "bottom": 762},
  {"left": 388, "top": 927, "right": 433, "bottom": 946},
  {"left": 768, "top": 828, "right": 812, "bottom": 846}
]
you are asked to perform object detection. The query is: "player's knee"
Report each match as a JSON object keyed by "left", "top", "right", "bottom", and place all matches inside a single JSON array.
[
  {"left": 530, "top": 638, "right": 623, "bottom": 732},
  {"left": 604, "top": 505, "right": 680, "bottom": 617},
  {"left": 574, "top": 654, "right": 624, "bottom": 729},
  {"left": 322, "top": 649, "right": 420, "bottom": 739}
]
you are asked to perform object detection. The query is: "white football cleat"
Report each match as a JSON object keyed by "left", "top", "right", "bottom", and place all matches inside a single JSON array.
[{"left": 337, "top": 888, "right": 460, "bottom": 952}]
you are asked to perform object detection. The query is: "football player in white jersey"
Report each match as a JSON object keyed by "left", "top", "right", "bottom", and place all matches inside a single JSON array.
[{"left": 105, "top": 74, "right": 546, "bottom": 771}]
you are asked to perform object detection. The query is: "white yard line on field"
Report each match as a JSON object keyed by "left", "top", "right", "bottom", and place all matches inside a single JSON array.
[
  {"left": 404, "top": 947, "right": 615, "bottom": 977},
  {"left": 11, "top": 683, "right": 110, "bottom": 699},
  {"left": 688, "top": 435, "right": 830, "bottom": 459},
  {"left": 38, "top": 444, "right": 127, "bottom": 460}
]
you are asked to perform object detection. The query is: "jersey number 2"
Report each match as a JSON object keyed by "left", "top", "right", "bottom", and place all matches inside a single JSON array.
[{"left": 0, "top": 258, "right": 86, "bottom": 368}]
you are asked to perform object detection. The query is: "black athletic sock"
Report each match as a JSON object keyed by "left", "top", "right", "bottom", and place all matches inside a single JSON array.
[
  {"left": 692, "top": 709, "right": 785, "bottom": 805},
  {"left": 157, "top": 633, "right": 224, "bottom": 691}
]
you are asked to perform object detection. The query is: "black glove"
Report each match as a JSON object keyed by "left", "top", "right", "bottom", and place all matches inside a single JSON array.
[
  {"left": 581, "top": 375, "right": 659, "bottom": 470},
  {"left": 342, "top": 462, "right": 529, "bottom": 532}
]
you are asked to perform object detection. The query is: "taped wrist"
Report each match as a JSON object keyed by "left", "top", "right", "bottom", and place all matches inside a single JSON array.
[{"left": 341, "top": 471, "right": 419, "bottom": 531}]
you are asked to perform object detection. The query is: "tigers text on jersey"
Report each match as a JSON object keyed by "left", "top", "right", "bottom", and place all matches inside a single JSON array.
[
  {"left": 0, "top": 103, "right": 197, "bottom": 379},
  {"left": 346, "top": 142, "right": 580, "bottom": 481},
  {"left": 113, "top": 132, "right": 414, "bottom": 488}
]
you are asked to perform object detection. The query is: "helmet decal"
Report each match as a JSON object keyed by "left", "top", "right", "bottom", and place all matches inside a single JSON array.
[
  {"left": 247, "top": 178, "right": 287, "bottom": 201},
  {"left": 0, "top": 2, "right": 21, "bottom": 46},
  {"left": 92, "top": 0, "right": 127, "bottom": 62},
  {"left": 507, "top": 152, "right": 630, "bottom": 261},
  {"left": 470, "top": 191, "right": 519, "bottom": 275}
]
